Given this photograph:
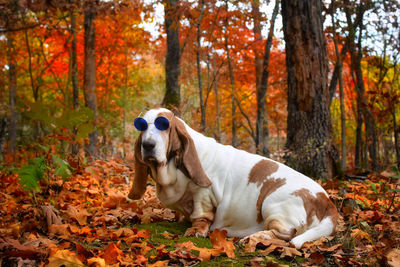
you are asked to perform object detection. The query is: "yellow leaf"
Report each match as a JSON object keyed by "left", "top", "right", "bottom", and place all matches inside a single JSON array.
[
  {"left": 47, "top": 249, "right": 84, "bottom": 267},
  {"left": 87, "top": 257, "right": 106, "bottom": 267},
  {"left": 148, "top": 260, "right": 169, "bottom": 267},
  {"left": 350, "top": 228, "right": 371, "bottom": 241}
]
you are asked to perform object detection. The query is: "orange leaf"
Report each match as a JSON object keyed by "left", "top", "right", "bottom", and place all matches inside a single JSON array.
[
  {"left": 66, "top": 206, "right": 91, "bottom": 226},
  {"left": 47, "top": 249, "right": 84, "bottom": 267},
  {"left": 210, "top": 229, "right": 235, "bottom": 258},
  {"left": 148, "top": 260, "right": 169, "bottom": 267},
  {"left": 102, "top": 243, "right": 123, "bottom": 265}
]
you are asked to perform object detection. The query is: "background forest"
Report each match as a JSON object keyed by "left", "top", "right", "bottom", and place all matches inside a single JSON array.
[
  {"left": 1, "top": 0, "right": 400, "bottom": 266},
  {"left": 1, "top": 0, "right": 400, "bottom": 174}
]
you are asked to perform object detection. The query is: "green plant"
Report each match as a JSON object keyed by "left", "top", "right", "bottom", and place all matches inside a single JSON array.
[{"left": 16, "top": 146, "right": 74, "bottom": 204}]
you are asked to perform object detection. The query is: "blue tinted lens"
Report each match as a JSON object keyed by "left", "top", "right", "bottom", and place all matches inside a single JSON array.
[
  {"left": 154, "top": 116, "right": 170, "bottom": 131},
  {"left": 134, "top": 118, "right": 148, "bottom": 131}
]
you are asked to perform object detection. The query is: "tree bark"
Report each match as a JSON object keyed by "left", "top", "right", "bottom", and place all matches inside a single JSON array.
[
  {"left": 282, "top": 0, "right": 337, "bottom": 178},
  {"left": 196, "top": 0, "right": 205, "bottom": 130},
  {"left": 331, "top": 0, "right": 346, "bottom": 171},
  {"left": 224, "top": 1, "right": 237, "bottom": 147},
  {"left": 254, "top": 0, "right": 279, "bottom": 156},
  {"left": 345, "top": 2, "right": 379, "bottom": 172},
  {"left": 163, "top": 0, "right": 181, "bottom": 110},
  {"left": 70, "top": 9, "right": 79, "bottom": 110},
  {"left": 7, "top": 33, "right": 17, "bottom": 156},
  {"left": 83, "top": 5, "right": 98, "bottom": 157}
]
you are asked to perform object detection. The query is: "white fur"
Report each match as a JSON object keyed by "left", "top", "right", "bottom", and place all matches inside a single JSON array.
[{"left": 138, "top": 108, "right": 336, "bottom": 249}]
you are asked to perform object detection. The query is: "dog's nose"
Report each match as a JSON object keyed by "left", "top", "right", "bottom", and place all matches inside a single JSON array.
[{"left": 142, "top": 140, "right": 156, "bottom": 151}]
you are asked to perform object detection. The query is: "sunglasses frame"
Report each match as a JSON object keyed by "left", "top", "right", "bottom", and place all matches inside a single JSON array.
[{"left": 134, "top": 116, "right": 170, "bottom": 132}]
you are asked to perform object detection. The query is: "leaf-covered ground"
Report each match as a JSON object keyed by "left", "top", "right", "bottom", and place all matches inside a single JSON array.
[{"left": 1, "top": 159, "right": 399, "bottom": 266}]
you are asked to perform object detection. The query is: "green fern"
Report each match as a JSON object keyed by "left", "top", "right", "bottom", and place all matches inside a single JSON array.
[
  {"left": 52, "top": 155, "right": 73, "bottom": 180},
  {"left": 17, "top": 156, "right": 47, "bottom": 192}
]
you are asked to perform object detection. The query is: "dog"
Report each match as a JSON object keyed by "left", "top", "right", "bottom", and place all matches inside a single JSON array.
[{"left": 128, "top": 108, "right": 338, "bottom": 248}]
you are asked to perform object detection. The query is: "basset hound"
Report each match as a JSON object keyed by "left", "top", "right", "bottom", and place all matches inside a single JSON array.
[{"left": 128, "top": 108, "right": 338, "bottom": 248}]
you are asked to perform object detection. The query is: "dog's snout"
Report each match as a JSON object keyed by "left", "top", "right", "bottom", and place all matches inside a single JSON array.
[{"left": 142, "top": 140, "right": 156, "bottom": 151}]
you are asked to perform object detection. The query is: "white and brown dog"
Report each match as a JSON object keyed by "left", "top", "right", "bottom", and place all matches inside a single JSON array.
[{"left": 128, "top": 108, "right": 338, "bottom": 248}]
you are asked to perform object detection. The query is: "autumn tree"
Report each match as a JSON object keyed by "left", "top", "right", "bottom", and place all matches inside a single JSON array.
[
  {"left": 83, "top": 2, "right": 98, "bottom": 156},
  {"left": 163, "top": 0, "right": 181, "bottom": 110},
  {"left": 4, "top": 0, "right": 19, "bottom": 156},
  {"left": 253, "top": 0, "right": 279, "bottom": 156},
  {"left": 282, "top": 0, "right": 337, "bottom": 178}
]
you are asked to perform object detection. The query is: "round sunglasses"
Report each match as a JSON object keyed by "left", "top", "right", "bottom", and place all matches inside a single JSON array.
[{"left": 134, "top": 116, "right": 170, "bottom": 131}]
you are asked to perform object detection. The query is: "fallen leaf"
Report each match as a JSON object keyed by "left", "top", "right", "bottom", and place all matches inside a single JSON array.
[
  {"left": 244, "top": 236, "right": 287, "bottom": 253},
  {"left": 48, "top": 224, "right": 70, "bottom": 238},
  {"left": 210, "top": 229, "right": 236, "bottom": 258},
  {"left": 66, "top": 206, "right": 91, "bottom": 226},
  {"left": 280, "top": 246, "right": 302, "bottom": 258},
  {"left": 309, "top": 252, "right": 325, "bottom": 264},
  {"left": 387, "top": 249, "right": 400, "bottom": 267},
  {"left": 101, "top": 243, "right": 123, "bottom": 265},
  {"left": 148, "top": 260, "right": 169, "bottom": 267},
  {"left": 350, "top": 228, "right": 371, "bottom": 241},
  {"left": 87, "top": 257, "right": 106, "bottom": 267},
  {"left": 42, "top": 205, "right": 62, "bottom": 229},
  {"left": 47, "top": 249, "right": 84, "bottom": 267}
]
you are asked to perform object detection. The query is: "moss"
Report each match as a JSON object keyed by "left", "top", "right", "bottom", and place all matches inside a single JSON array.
[{"left": 134, "top": 221, "right": 293, "bottom": 266}]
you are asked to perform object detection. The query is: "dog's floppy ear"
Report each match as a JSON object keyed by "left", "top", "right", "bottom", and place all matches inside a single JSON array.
[
  {"left": 168, "top": 116, "right": 212, "bottom": 187},
  {"left": 128, "top": 133, "right": 149, "bottom": 200}
]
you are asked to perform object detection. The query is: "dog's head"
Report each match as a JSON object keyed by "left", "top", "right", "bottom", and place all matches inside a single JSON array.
[{"left": 128, "top": 108, "right": 211, "bottom": 200}]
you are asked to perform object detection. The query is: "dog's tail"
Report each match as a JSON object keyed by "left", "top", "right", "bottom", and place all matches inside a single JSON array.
[{"left": 290, "top": 216, "right": 336, "bottom": 249}]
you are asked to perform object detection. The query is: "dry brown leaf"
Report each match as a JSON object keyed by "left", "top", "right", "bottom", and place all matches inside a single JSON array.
[
  {"left": 308, "top": 252, "right": 325, "bottom": 265},
  {"left": 48, "top": 224, "right": 70, "bottom": 238},
  {"left": 47, "top": 249, "right": 84, "bottom": 267},
  {"left": 66, "top": 206, "right": 91, "bottom": 226},
  {"left": 280, "top": 246, "right": 302, "bottom": 258},
  {"left": 244, "top": 236, "right": 288, "bottom": 253},
  {"left": 41, "top": 205, "right": 62, "bottom": 229},
  {"left": 87, "top": 257, "right": 106, "bottom": 267},
  {"left": 387, "top": 249, "right": 400, "bottom": 267}
]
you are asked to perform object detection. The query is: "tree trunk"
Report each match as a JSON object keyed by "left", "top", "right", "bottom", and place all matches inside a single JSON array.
[
  {"left": 7, "top": 33, "right": 17, "bottom": 156},
  {"left": 393, "top": 109, "right": 399, "bottom": 166},
  {"left": 163, "top": 0, "right": 181, "bottom": 110},
  {"left": 224, "top": 4, "right": 237, "bottom": 147},
  {"left": 83, "top": 6, "right": 98, "bottom": 157},
  {"left": 328, "top": 43, "right": 349, "bottom": 102},
  {"left": 196, "top": 0, "right": 205, "bottom": 130},
  {"left": 345, "top": 3, "right": 379, "bottom": 172},
  {"left": 254, "top": 0, "right": 279, "bottom": 156},
  {"left": 282, "top": 0, "right": 337, "bottom": 178},
  {"left": 331, "top": 0, "right": 346, "bottom": 171},
  {"left": 69, "top": 8, "right": 80, "bottom": 155},
  {"left": 70, "top": 9, "right": 79, "bottom": 110}
]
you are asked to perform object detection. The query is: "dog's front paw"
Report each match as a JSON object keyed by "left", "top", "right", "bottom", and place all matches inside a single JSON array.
[{"left": 184, "top": 227, "right": 208, "bottom": 237}]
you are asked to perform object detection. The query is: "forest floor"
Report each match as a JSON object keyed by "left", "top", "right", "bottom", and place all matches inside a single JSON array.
[{"left": 0, "top": 158, "right": 399, "bottom": 266}]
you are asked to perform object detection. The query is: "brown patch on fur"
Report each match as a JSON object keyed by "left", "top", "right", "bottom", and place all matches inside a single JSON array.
[
  {"left": 161, "top": 112, "right": 211, "bottom": 187},
  {"left": 128, "top": 132, "right": 149, "bottom": 200},
  {"left": 292, "top": 188, "right": 338, "bottom": 230},
  {"left": 256, "top": 178, "right": 286, "bottom": 223},
  {"left": 248, "top": 159, "right": 284, "bottom": 223},
  {"left": 248, "top": 159, "right": 279, "bottom": 186}
]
